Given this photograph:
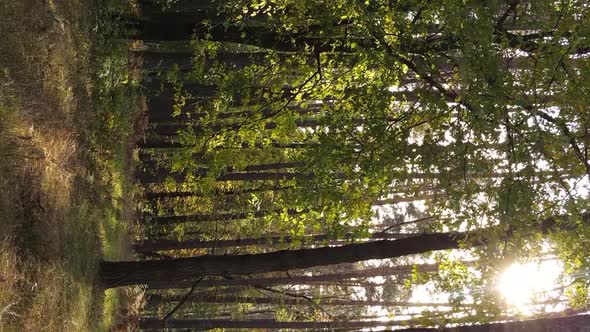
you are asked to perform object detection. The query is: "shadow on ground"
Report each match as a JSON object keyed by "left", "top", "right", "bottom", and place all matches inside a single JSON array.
[{"left": 0, "top": 0, "right": 143, "bottom": 330}]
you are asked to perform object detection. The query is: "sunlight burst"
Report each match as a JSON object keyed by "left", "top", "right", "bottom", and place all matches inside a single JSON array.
[{"left": 497, "top": 260, "right": 562, "bottom": 312}]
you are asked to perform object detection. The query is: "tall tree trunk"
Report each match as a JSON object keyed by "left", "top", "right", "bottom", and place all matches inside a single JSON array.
[
  {"left": 134, "top": 231, "right": 412, "bottom": 253},
  {"left": 100, "top": 231, "right": 467, "bottom": 288},
  {"left": 145, "top": 80, "right": 309, "bottom": 108},
  {"left": 203, "top": 309, "right": 275, "bottom": 319},
  {"left": 143, "top": 184, "right": 295, "bottom": 200},
  {"left": 139, "top": 314, "right": 590, "bottom": 331},
  {"left": 139, "top": 161, "right": 302, "bottom": 180},
  {"left": 138, "top": 0, "right": 219, "bottom": 13},
  {"left": 141, "top": 193, "right": 431, "bottom": 226},
  {"left": 137, "top": 49, "right": 355, "bottom": 73},
  {"left": 138, "top": 317, "right": 405, "bottom": 330},
  {"left": 146, "top": 119, "right": 322, "bottom": 137},
  {"left": 394, "top": 314, "right": 590, "bottom": 332},
  {"left": 137, "top": 169, "right": 307, "bottom": 184},
  {"left": 146, "top": 102, "right": 321, "bottom": 122},
  {"left": 134, "top": 20, "right": 349, "bottom": 53},
  {"left": 137, "top": 166, "right": 567, "bottom": 185},
  {"left": 137, "top": 138, "right": 185, "bottom": 149},
  {"left": 99, "top": 213, "right": 578, "bottom": 288},
  {"left": 145, "top": 207, "right": 303, "bottom": 225},
  {"left": 147, "top": 263, "right": 438, "bottom": 289},
  {"left": 147, "top": 295, "right": 457, "bottom": 308},
  {"left": 137, "top": 137, "right": 310, "bottom": 150}
]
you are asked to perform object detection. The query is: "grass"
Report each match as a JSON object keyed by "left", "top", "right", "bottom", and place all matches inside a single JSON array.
[{"left": 0, "top": 0, "right": 142, "bottom": 331}]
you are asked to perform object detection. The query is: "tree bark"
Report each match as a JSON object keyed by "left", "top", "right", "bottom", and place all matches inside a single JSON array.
[
  {"left": 137, "top": 49, "right": 355, "bottom": 73},
  {"left": 100, "top": 231, "right": 468, "bottom": 288},
  {"left": 138, "top": 314, "right": 590, "bottom": 331},
  {"left": 141, "top": 193, "right": 431, "bottom": 226},
  {"left": 137, "top": 136, "right": 311, "bottom": 149},
  {"left": 147, "top": 119, "right": 320, "bottom": 137},
  {"left": 395, "top": 314, "right": 590, "bottom": 332},
  {"left": 137, "top": 165, "right": 567, "bottom": 185},
  {"left": 134, "top": 231, "right": 412, "bottom": 253},
  {"left": 132, "top": 16, "right": 355, "bottom": 53},
  {"left": 145, "top": 263, "right": 437, "bottom": 289},
  {"left": 143, "top": 184, "right": 294, "bottom": 200},
  {"left": 146, "top": 102, "right": 321, "bottom": 122},
  {"left": 147, "top": 294, "right": 456, "bottom": 308},
  {"left": 138, "top": 0, "right": 219, "bottom": 13},
  {"left": 99, "top": 213, "right": 582, "bottom": 289},
  {"left": 139, "top": 160, "right": 301, "bottom": 178},
  {"left": 145, "top": 207, "right": 304, "bottom": 225},
  {"left": 137, "top": 170, "right": 307, "bottom": 184},
  {"left": 138, "top": 317, "right": 405, "bottom": 330}
]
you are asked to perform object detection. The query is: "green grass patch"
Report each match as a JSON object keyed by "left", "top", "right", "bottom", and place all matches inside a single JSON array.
[{"left": 0, "top": 0, "right": 141, "bottom": 330}]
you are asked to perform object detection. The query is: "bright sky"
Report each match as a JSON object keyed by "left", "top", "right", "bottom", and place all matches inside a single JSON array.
[
  {"left": 298, "top": 36, "right": 590, "bottom": 330},
  {"left": 497, "top": 259, "right": 567, "bottom": 315},
  {"left": 350, "top": 257, "right": 577, "bottom": 331}
]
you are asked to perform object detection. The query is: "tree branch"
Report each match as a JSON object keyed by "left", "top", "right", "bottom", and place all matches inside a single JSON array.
[
  {"left": 162, "top": 277, "right": 204, "bottom": 323},
  {"left": 535, "top": 110, "right": 590, "bottom": 177}
]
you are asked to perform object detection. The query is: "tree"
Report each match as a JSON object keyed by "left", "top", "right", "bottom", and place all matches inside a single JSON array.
[
  {"left": 128, "top": 0, "right": 590, "bottom": 327},
  {"left": 100, "top": 213, "right": 580, "bottom": 288},
  {"left": 147, "top": 295, "right": 458, "bottom": 308},
  {"left": 100, "top": 231, "right": 464, "bottom": 288},
  {"left": 138, "top": 314, "right": 590, "bottom": 331},
  {"left": 138, "top": 317, "right": 406, "bottom": 330},
  {"left": 138, "top": 0, "right": 590, "bottom": 245},
  {"left": 395, "top": 314, "right": 590, "bottom": 332},
  {"left": 134, "top": 230, "right": 410, "bottom": 254},
  {"left": 144, "top": 263, "right": 438, "bottom": 289}
]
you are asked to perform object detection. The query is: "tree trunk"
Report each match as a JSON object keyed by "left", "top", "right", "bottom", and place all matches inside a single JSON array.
[
  {"left": 146, "top": 119, "right": 322, "bottom": 137},
  {"left": 137, "top": 166, "right": 567, "bottom": 185},
  {"left": 137, "top": 137, "right": 184, "bottom": 149},
  {"left": 146, "top": 263, "right": 437, "bottom": 289},
  {"left": 147, "top": 295, "right": 457, "bottom": 308},
  {"left": 139, "top": 160, "right": 302, "bottom": 181},
  {"left": 145, "top": 80, "right": 313, "bottom": 110},
  {"left": 395, "top": 314, "right": 590, "bottom": 332},
  {"left": 137, "top": 137, "right": 310, "bottom": 150},
  {"left": 138, "top": 0, "right": 219, "bottom": 13},
  {"left": 100, "top": 213, "right": 581, "bottom": 289},
  {"left": 143, "top": 184, "right": 294, "bottom": 200},
  {"left": 141, "top": 193, "right": 431, "bottom": 226},
  {"left": 139, "top": 314, "right": 590, "bottom": 331},
  {"left": 132, "top": 18, "right": 353, "bottom": 53},
  {"left": 137, "top": 49, "right": 355, "bottom": 73},
  {"left": 137, "top": 170, "right": 307, "bottom": 184},
  {"left": 146, "top": 102, "right": 321, "bottom": 122},
  {"left": 145, "top": 207, "right": 304, "bottom": 225},
  {"left": 99, "top": 231, "right": 467, "bottom": 288},
  {"left": 203, "top": 309, "right": 275, "bottom": 319},
  {"left": 138, "top": 317, "right": 405, "bottom": 330},
  {"left": 134, "top": 231, "right": 412, "bottom": 253}
]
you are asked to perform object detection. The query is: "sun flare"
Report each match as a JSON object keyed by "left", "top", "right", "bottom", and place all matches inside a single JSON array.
[{"left": 497, "top": 260, "right": 563, "bottom": 312}]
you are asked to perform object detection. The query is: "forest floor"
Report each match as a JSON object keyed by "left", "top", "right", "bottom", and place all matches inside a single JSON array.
[{"left": 0, "top": 0, "right": 143, "bottom": 330}]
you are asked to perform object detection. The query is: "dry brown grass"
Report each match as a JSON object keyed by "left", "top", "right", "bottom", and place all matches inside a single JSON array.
[{"left": 0, "top": 0, "right": 141, "bottom": 331}]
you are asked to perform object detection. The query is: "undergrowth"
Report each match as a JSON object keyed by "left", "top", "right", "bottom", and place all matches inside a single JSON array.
[{"left": 0, "top": 0, "right": 142, "bottom": 330}]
